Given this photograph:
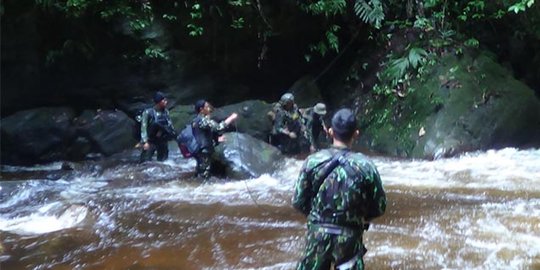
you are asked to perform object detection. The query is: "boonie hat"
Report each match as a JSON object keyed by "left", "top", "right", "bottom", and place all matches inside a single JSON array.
[
  {"left": 153, "top": 91, "right": 166, "bottom": 103},
  {"left": 280, "top": 93, "right": 294, "bottom": 103},
  {"left": 313, "top": 103, "right": 327, "bottom": 115},
  {"left": 331, "top": 108, "right": 357, "bottom": 135}
]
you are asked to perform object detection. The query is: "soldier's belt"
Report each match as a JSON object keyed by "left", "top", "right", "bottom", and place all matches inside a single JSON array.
[{"left": 311, "top": 223, "right": 360, "bottom": 237}]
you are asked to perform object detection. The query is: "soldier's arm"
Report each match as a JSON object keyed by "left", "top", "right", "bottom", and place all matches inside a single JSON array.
[
  {"left": 140, "top": 109, "right": 150, "bottom": 143},
  {"left": 198, "top": 116, "right": 228, "bottom": 133},
  {"left": 364, "top": 165, "right": 387, "bottom": 222},
  {"left": 305, "top": 117, "right": 315, "bottom": 146},
  {"left": 321, "top": 120, "right": 329, "bottom": 136},
  {"left": 274, "top": 111, "right": 289, "bottom": 135},
  {"left": 164, "top": 110, "right": 176, "bottom": 134},
  {"left": 292, "top": 161, "right": 313, "bottom": 216}
]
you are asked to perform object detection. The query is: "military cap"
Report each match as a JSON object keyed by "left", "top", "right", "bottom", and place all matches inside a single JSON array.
[
  {"left": 194, "top": 99, "right": 207, "bottom": 113},
  {"left": 313, "top": 103, "right": 327, "bottom": 115},
  {"left": 331, "top": 108, "right": 357, "bottom": 135},
  {"left": 280, "top": 93, "right": 295, "bottom": 103},
  {"left": 153, "top": 91, "right": 166, "bottom": 103}
]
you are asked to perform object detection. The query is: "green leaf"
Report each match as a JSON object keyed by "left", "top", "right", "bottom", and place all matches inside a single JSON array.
[
  {"left": 231, "top": 17, "right": 245, "bottom": 29},
  {"left": 408, "top": 47, "right": 428, "bottom": 68},
  {"left": 464, "top": 38, "right": 479, "bottom": 48},
  {"left": 353, "top": 0, "right": 385, "bottom": 29}
]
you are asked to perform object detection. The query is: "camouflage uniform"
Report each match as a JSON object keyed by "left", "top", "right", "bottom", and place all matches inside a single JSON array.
[
  {"left": 302, "top": 108, "right": 328, "bottom": 150},
  {"left": 192, "top": 114, "right": 229, "bottom": 179},
  {"left": 271, "top": 104, "right": 307, "bottom": 155},
  {"left": 292, "top": 146, "right": 386, "bottom": 270},
  {"left": 140, "top": 107, "right": 174, "bottom": 162}
]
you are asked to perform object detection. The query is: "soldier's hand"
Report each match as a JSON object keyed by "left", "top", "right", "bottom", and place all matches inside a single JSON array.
[
  {"left": 310, "top": 145, "right": 316, "bottom": 153},
  {"left": 225, "top": 113, "right": 238, "bottom": 125},
  {"left": 143, "top": 142, "right": 150, "bottom": 150},
  {"left": 289, "top": 132, "right": 297, "bottom": 139}
]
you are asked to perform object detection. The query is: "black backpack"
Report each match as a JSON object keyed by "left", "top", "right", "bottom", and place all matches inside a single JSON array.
[
  {"left": 176, "top": 121, "right": 201, "bottom": 158},
  {"left": 133, "top": 108, "right": 176, "bottom": 141}
]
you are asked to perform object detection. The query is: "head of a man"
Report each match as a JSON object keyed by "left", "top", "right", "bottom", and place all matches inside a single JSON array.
[
  {"left": 280, "top": 93, "right": 295, "bottom": 110},
  {"left": 153, "top": 91, "right": 168, "bottom": 109},
  {"left": 330, "top": 108, "right": 358, "bottom": 143},
  {"left": 195, "top": 99, "right": 213, "bottom": 115},
  {"left": 313, "top": 103, "right": 327, "bottom": 116}
]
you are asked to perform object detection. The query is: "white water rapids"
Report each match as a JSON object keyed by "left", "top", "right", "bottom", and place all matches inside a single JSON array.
[{"left": 0, "top": 147, "right": 539, "bottom": 269}]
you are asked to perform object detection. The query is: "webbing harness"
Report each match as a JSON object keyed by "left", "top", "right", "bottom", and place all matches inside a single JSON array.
[{"left": 307, "top": 149, "right": 367, "bottom": 233}]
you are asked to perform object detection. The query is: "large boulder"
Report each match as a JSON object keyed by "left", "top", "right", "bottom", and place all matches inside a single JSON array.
[
  {"left": 0, "top": 107, "right": 140, "bottom": 164},
  {"left": 74, "top": 110, "right": 137, "bottom": 156},
  {"left": 1, "top": 107, "right": 76, "bottom": 164},
  {"left": 212, "top": 100, "right": 273, "bottom": 141},
  {"left": 359, "top": 51, "right": 540, "bottom": 159},
  {"left": 213, "top": 132, "right": 283, "bottom": 179}
]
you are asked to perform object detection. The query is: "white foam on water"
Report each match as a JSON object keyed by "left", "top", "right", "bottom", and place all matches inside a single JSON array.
[
  {"left": 375, "top": 148, "right": 540, "bottom": 192},
  {"left": 0, "top": 162, "right": 64, "bottom": 172},
  {"left": 232, "top": 261, "right": 297, "bottom": 270},
  {"left": 1, "top": 147, "right": 539, "bottom": 268},
  {"left": 118, "top": 173, "right": 293, "bottom": 206},
  {"left": 0, "top": 203, "right": 88, "bottom": 235}
]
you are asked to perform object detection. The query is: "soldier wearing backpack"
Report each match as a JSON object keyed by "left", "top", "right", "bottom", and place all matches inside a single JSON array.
[
  {"left": 192, "top": 99, "right": 238, "bottom": 179},
  {"left": 292, "top": 108, "right": 386, "bottom": 270},
  {"left": 139, "top": 91, "right": 176, "bottom": 163},
  {"left": 270, "top": 93, "right": 308, "bottom": 155}
]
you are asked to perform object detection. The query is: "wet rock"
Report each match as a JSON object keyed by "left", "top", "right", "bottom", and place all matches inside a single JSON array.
[
  {"left": 0, "top": 107, "right": 76, "bottom": 164},
  {"left": 358, "top": 51, "right": 540, "bottom": 159},
  {"left": 213, "top": 132, "right": 283, "bottom": 179},
  {"left": 212, "top": 100, "right": 273, "bottom": 141},
  {"left": 75, "top": 109, "right": 137, "bottom": 156}
]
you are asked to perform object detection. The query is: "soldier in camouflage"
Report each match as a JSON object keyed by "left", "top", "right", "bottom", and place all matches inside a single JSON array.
[
  {"left": 301, "top": 103, "right": 328, "bottom": 153},
  {"left": 270, "top": 93, "right": 308, "bottom": 155},
  {"left": 140, "top": 91, "right": 176, "bottom": 163},
  {"left": 192, "top": 99, "right": 238, "bottom": 179},
  {"left": 292, "top": 108, "right": 387, "bottom": 270}
]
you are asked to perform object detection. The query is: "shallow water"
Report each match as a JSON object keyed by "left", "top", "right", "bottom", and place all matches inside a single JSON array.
[{"left": 1, "top": 148, "right": 539, "bottom": 269}]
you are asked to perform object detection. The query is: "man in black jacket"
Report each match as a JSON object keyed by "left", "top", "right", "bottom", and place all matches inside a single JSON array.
[{"left": 139, "top": 91, "right": 176, "bottom": 162}]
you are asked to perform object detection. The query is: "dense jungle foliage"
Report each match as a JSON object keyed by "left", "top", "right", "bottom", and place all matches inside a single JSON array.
[
  {"left": 1, "top": 0, "right": 539, "bottom": 111},
  {"left": 2, "top": 0, "right": 540, "bottom": 162}
]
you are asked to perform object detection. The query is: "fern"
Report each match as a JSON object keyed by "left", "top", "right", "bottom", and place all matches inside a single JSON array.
[
  {"left": 386, "top": 57, "right": 409, "bottom": 84},
  {"left": 408, "top": 47, "right": 428, "bottom": 69},
  {"left": 380, "top": 47, "right": 429, "bottom": 89},
  {"left": 353, "top": 0, "right": 385, "bottom": 29}
]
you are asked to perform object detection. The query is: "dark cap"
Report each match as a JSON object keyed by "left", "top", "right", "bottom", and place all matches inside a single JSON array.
[
  {"left": 194, "top": 99, "right": 207, "bottom": 113},
  {"left": 153, "top": 91, "right": 166, "bottom": 103},
  {"left": 331, "top": 108, "right": 357, "bottom": 136}
]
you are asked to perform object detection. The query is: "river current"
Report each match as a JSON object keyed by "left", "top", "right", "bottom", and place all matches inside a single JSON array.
[{"left": 1, "top": 147, "right": 539, "bottom": 270}]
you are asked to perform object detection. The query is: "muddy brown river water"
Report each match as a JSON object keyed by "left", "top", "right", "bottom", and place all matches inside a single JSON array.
[{"left": 1, "top": 148, "right": 539, "bottom": 269}]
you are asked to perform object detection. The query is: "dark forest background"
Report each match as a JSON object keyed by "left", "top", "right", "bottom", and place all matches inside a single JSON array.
[{"left": 2, "top": 0, "right": 540, "bottom": 163}]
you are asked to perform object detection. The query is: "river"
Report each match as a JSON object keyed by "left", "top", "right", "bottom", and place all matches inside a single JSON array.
[{"left": 1, "top": 147, "right": 539, "bottom": 270}]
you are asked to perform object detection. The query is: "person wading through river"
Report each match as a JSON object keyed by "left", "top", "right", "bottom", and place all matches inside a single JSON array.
[
  {"left": 292, "top": 108, "right": 387, "bottom": 270},
  {"left": 301, "top": 102, "right": 329, "bottom": 153},
  {"left": 139, "top": 91, "right": 176, "bottom": 163},
  {"left": 192, "top": 99, "right": 238, "bottom": 179},
  {"left": 269, "top": 93, "right": 307, "bottom": 155}
]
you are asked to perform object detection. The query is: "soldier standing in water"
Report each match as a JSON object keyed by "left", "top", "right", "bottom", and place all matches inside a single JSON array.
[{"left": 293, "top": 108, "right": 386, "bottom": 270}]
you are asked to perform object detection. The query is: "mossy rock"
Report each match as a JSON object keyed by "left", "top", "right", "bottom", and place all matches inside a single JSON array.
[{"left": 360, "top": 51, "right": 540, "bottom": 159}]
